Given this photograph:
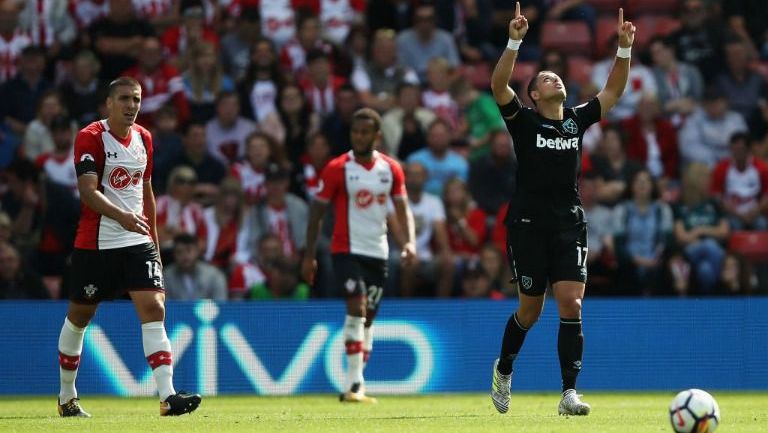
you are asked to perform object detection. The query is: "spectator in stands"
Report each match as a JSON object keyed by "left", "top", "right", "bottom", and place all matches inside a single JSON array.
[
  {"left": 21, "top": 91, "right": 72, "bottom": 160},
  {"left": 0, "top": 45, "right": 51, "bottom": 136},
  {"left": 717, "top": 252, "right": 757, "bottom": 295},
  {"left": 0, "top": 242, "right": 48, "bottom": 299},
  {"left": 296, "top": 132, "right": 332, "bottom": 200},
  {"left": 300, "top": 49, "right": 347, "bottom": 119},
  {"left": 151, "top": 106, "right": 183, "bottom": 194},
  {"left": 0, "top": 1, "right": 30, "bottom": 84},
  {"left": 673, "top": 163, "right": 730, "bottom": 294},
  {"left": 57, "top": 50, "right": 106, "bottom": 127},
  {"left": 89, "top": 0, "right": 155, "bottom": 80},
  {"left": 0, "top": 158, "right": 41, "bottom": 255},
  {"left": 201, "top": 177, "right": 248, "bottom": 271},
  {"left": 321, "top": 84, "right": 359, "bottom": 156},
  {"left": 280, "top": 12, "right": 334, "bottom": 77},
  {"left": 156, "top": 166, "right": 207, "bottom": 261},
  {"left": 69, "top": 0, "right": 109, "bottom": 35},
  {"left": 612, "top": 169, "right": 675, "bottom": 296},
  {"left": 468, "top": 129, "right": 515, "bottom": 217},
  {"left": 230, "top": 132, "right": 279, "bottom": 205},
  {"left": 351, "top": 28, "right": 419, "bottom": 113},
  {"left": 716, "top": 37, "right": 768, "bottom": 139},
  {"left": 220, "top": 6, "right": 262, "bottom": 82},
  {"left": 312, "top": 0, "right": 365, "bottom": 46},
  {"left": 592, "top": 124, "right": 643, "bottom": 207},
  {"left": 276, "top": 82, "right": 321, "bottom": 162},
  {"left": 460, "top": 262, "right": 501, "bottom": 299},
  {"left": 648, "top": 35, "right": 704, "bottom": 122},
  {"left": 451, "top": 79, "right": 505, "bottom": 150},
  {"left": 542, "top": 0, "right": 596, "bottom": 34},
  {"left": 621, "top": 93, "right": 680, "bottom": 196},
  {"left": 0, "top": 120, "right": 19, "bottom": 170},
  {"left": 205, "top": 91, "right": 257, "bottom": 165},
  {"left": 408, "top": 119, "right": 468, "bottom": 196},
  {"left": 710, "top": 132, "right": 768, "bottom": 230},
  {"left": 163, "top": 233, "right": 228, "bottom": 301},
  {"left": 396, "top": 162, "right": 453, "bottom": 298},
  {"left": 367, "top": 0, "right": 413, "bottom": 33},
  {"left": 580, "top": 173, "right": 615, "bottom": 295},
  {"left": 477, "top": 242, "right": 509, "bottom": 297},
  {"left": 422, "top": 57, "right": 460, "bottom": 131},
  {"left": 679, "top": 86, "right": 748, "bottom": 168},
  {"left": 490, "top": 0, "right": 543, "bottom": 61},
  {"left": 249, "top": 256, "right": 310, "bottom": 300},
  {"left": 18, "top": 0, "right": 76, "bottom": 52},
  {"left": 228, "top": 233, "right": 279, "bottom": 300},
  {"left": 589, "top": 36, "right": 657, "bottom": 121},
  {"left": 239, "top": 37, "right": 283, "bottom": 126},
  {"left": 182, "top": 42, "right": 235, "bottom": 124},
  {"left": 670, "top": 0, "right": 724, "bottom": 81},
  {"left": 433, "top": 0, "right": 494, "bottom": 62},
  {"left": 0, "top": 212, "right": 10, "bottom": 244},
  {"left": 396, "top": 3, "right": 460, "bottom": 82},
  {"left": 169, "top": 121, "right": 227, "bottom": 203},
  {"left": 160, "top": 6, "right": 220, "bottom": 65},
  {"left": 241, "top": 163, "right": 308, "bottom": 264},
  {"left": 538, "top": 49, "right": 581, "bottom": 107},
  {"left": 443, "top": 177, "right": 487, "bottom": 275},
  {"left": 381, "top": 82, "right": 435, "bottom": 159},
  {"left": 723, "top": 0, "right": 768, "bottom": 60}
]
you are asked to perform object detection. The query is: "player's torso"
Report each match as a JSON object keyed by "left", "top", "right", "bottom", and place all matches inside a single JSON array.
[{"left": 342, "top": 157, "right": 394, "bottom": 222}]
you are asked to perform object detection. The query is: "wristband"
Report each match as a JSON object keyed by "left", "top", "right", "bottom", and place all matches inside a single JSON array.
[
  {"left": 507, "top": 38, "right": 522, "bottom": 51},
  {"left": 616, "top": 46, "right": 631, "bottom": 58}
]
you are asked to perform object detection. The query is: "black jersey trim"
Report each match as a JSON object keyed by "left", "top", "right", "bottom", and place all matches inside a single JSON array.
[{"left": 498, "top": 95, "right": 523, "bottom": 119}]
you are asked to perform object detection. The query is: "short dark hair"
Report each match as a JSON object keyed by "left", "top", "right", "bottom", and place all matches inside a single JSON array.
[
  {"left": 108, "top": 77, "right": 141, "bottom": 97},
  {"left": 602, "top": 122, "right": 628, "bottom": 148},
  {"left": 351, "top": 108, "right": 381, "bottom": 131},
  {"left": 427, "top": 117, "right": 452, "bottom": 134},
  {"left": 21, "top": 45, "right": 46, "bottom": 58},
  {"left": 527, "top": 73, "right": 540, "bottom": 106},
  {"left": 173, "top": 233, "right": 198, "bottom": 247},
  {"left": 730, "top": 131, "right": 751, "bottom": 146},
  {"left": 183, "top": 120, "right": 206, "bottom": 136},
  {"left": 215, "top": 90, "right": 239, "bottom": 106},
  {"left": 624, "top": 168, "right": 659, "bottom": 201}
]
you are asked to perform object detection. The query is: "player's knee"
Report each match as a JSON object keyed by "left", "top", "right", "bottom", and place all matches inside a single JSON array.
[
  {"left": 558, "top": 298, "right": 582, "bottom": 317},
  {"left": 516, "top": 310, "right": 541, "bottom": 329},
  {"left": 139, "top": 301, "right": 166, "bottom": 322}
]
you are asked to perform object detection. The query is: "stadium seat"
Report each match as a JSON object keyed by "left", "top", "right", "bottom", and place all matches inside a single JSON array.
[
  {"left": 586, "top": 0, "right": 624, "bottom": 15},
  {"left": 511, "top": 61, "right": 537, "bottom": 87},
  {"left": 626, "top": 0, "right": 678, "bottom": 16},
  {"left": 541, "top": 21, "right": 592, "bottom": 57},
  {"left": 595, "top": 16, "right": 617, "bottom": 58},
  {"left": 633, "top": 15, "right": 682, "bottom": 51},
  {"left": 459, "top": 62, "right": 491, "bottom": 90},
  {"left": 567, "top": 56, "right": 594, "bottom": 86},
  {"left": 729, "top": 231, "right": 768, "bottom": 263}
]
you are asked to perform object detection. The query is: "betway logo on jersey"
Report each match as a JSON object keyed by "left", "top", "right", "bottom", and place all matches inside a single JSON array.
[{"left": 536, "top": 134, "right": 579, "bottom": 150}]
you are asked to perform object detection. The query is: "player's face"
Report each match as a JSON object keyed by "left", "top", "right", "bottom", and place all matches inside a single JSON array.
[
  {"left": 350, "top": 118, "right": 379, "bottom": 157},
  {"left": 107, "top": 85, "right": 141, "bottom": 126},
  {"left": 534, "top": 72, "right": 566, "bottom": 104}
]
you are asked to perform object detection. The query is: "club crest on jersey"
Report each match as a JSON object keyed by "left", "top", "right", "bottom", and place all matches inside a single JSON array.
[
  {"left": 562, "top": 118, "right": 578, "bottom": 135},
  {"left": 80, "top": 153, "right": 94, "bottom": 162},
  {"left": 355, "top": 189, "right": 374, "bottom": 208},
  {"left": 84, "top": 284, "right": 98, "bottom": 298},
  {"left": 109, "top": 166, "right": 142, "bottom": 189},
  {"left": 521, "top": 276, "right": 533, "bottom": 290}
]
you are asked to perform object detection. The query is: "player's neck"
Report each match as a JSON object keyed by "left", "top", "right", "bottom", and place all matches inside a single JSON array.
[
  {"left": 537, "top": 102, "right": 563, "bottom": 120},
  {"left": 106, "top": 118, "right": 131, "bottom": 139},
  {"left": 353, "top": 152, "right": 374, "bottom": 164}
]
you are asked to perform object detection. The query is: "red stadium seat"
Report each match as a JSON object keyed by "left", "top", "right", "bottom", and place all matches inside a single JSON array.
[
  {"left": 626, "top": 0, "right": 678, "bottom": 16},
  {"left": 653, "top": 16, "right": 682, "bottom": 36},
  {"left": 511, "top": 61, "right": 537, "bottom": 87},
  {"left": 567, "top": 56, "right": 594, "bottom": 86},
  {"left": 586, "top": 0, "right": 624, "bottom": 15},
  {"left": 459, "top": 62, "right": 491, "bottom": 90},
  {"left": 595, "top": 16, "right": 617, "bottom": 58},
  {"left": 729, "top": 231, "right": 768, "bottom": 263},
  {"left": 541, "top": 21, "right": 592, "bottom": 57},
  {"left": 633, "top": 15, "right": 682, "bottom": 51}
]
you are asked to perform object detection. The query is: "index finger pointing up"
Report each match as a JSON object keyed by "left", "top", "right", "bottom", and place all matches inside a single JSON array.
[
  {"left": 618, "top": 7, "right": 623, "bottom": 25},
  {"left": 515, "top": 1, "right": 520, "bottom": 18}
]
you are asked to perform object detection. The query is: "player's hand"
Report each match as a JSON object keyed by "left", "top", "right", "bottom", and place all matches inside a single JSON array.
[
  {"left": 301, "top": 256, "right": 317, "bottom": 285},
  {"left": 118, "top": 211, "right": 150, "bottom": 235},
  {"left": 509, "top": 2, "right": 528, "bottom": 41},
  {"left": 400, "top": 242, "right": 417, "bottom": 267},
  {"left": 617, "top": 8, "right": 636, "bottom": 48}
]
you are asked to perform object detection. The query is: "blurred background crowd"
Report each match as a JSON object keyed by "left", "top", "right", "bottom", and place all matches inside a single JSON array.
[{"left": 1, "top": 0, "right": 767, "bottom": 301}]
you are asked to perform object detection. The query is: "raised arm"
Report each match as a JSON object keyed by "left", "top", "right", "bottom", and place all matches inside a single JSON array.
[
  {"left": 596, "top": 8, "right": 636, "bottom": 118},
  {"left": 491, "top": 2, "right": 528, "bottom": 106}
]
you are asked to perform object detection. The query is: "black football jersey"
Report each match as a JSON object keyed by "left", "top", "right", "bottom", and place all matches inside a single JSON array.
[{"left": 500, "top": 96, "right": 602, "bottom": 228}]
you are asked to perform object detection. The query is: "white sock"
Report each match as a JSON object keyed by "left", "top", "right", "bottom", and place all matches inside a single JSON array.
[
  {"left": 58, "top": 318, "right": 85, "bottom": 402},
  {"left": 141, "top": 321, "right": 176, "bottom": 401},
  {"left": 363, "top": 325, "right": 374, "bottom": 369},
  {"left": 343, "top": 315, "right": 365, "bottom": 391}
]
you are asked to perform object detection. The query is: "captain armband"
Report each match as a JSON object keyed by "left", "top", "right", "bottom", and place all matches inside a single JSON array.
[{"left": 75, "top": 154, "right": 97, "bottom": 176}]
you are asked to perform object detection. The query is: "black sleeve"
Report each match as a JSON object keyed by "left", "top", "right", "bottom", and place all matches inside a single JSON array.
[
  {"left": 75, "top": 155, "right": 97, "bottom": 176},
  {"left": 573, "top": 97, "right": 602, "bottom": 129}
]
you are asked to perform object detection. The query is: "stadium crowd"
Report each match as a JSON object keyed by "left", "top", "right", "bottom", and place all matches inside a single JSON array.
[{"left": 0, "top": 0, "right": 767, "bottom": 301}]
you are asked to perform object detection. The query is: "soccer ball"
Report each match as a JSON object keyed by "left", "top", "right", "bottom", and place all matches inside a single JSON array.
[{"left": 668, "top": 389, "right": 720, "bottom": 433}]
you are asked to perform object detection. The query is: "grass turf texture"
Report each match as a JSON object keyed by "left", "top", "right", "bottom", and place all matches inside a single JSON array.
[{"left": 0, "top": 393, "right": 765, "bottom": 433}]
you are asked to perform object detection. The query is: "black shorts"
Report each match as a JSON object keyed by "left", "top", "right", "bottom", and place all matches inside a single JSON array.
[
  {"left": 506, "top": 222, "right": 588, "bottom": 296},
  {"left": 332, "top": 253, "right": 387, "bottom": 311},
  {"left": 69, "top": 243, "right": 164, "bottom": 303}
]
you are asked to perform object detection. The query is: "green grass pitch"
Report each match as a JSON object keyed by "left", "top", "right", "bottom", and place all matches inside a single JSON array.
[{"left": 1, "top": 393, "right": 765, "bottom": 433}]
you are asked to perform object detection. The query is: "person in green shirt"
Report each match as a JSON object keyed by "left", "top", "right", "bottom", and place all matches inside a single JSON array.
[
  {"left": 249, "top": 257, "right": 310, "bottom": 300},
  {"left": 451, "top": 79, "right": 505, "bottom": 159}
]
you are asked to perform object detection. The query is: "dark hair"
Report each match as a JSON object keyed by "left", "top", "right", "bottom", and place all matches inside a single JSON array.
[
  {"left": 21, "top": 45, "right": 46, "bottom": 58},
  {"left": 648, "top": 34, "right": 674, "bottom": 49},
  {"left": 215, "top": 90, "right": 239, "bottom": 106},
  {"left": 351, "top": 108, "right": 381, "bottom": 131},
  {"left": 396, "top": 81, "right": 420, "bottom": 96},
  {"left": 5, "top": 157, "right": 38, "bottom": 182},
  {"left": 729, "top": 131, "right": 751, "bottom": 147},
  {"left": 625, "top": 168, "right": 659, "bottom": 201},
  {"left": 183, "top": 120, "right": 206, "bottom": 135},
  {"left": 427, "top": 117, "right": 452, "bottom": 134},
  {"left": 50, "top": 114, "right": 73, "bottom": 131},
  {"left": 173, "top": 233, "right": 198, "bottom": 247},
  {"left": 108, "top": 77, "right": 141, "bottom": 97},
  {"left": 602, "top": 123, "right": 628, "bottom": 148},
  {"left": 527, "top": 73, "right": 540, "bottom": 106},
  {"left": 306, "top": 48, "right": 330, "bottom": 64}
]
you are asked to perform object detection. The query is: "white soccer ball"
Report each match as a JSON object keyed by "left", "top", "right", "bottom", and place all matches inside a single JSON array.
[{"left": 669, "top": 389, "right": 720, "bottom": 433}]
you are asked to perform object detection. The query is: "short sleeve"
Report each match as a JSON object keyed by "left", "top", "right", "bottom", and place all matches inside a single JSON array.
[
  {"left": 74, "top": 129, "right": 103, "bottom": 177},
  {"left": 389, "top": 160, "right": 406, "bottom": 199},
  {"left": 316, "top": 162, "right": 342, "bottom": 202},
  {"left": 497, "top": 94, "right": 524, "bottom": 124},
  {"left": 573, "top": 97, "right": 602, "bottom": 128},
  {"left": 140, "top": 128, "right": 154, "bottom": 181}
]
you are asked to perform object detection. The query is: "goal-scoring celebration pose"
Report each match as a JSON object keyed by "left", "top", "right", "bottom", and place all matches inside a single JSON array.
[
  {"left": 57, "top": 77, "right": 201, "bottom": 417},
  {"left": 303, "top": 108, "right": 416, "bottom": 403},
  {"left": 490, "top": 3, "right": 635, "bottom": 415}
]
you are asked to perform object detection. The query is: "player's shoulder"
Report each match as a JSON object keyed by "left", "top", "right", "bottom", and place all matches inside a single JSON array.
[
  {"left": 376, "top": 151, "right": 403, "bottom": 169},
  {"left": 131, "top": 123, "right": 152, "bottom": 137},
  {"left": 326, "top": 152, "right": 352, "bottom": 170},
  {"left": 79, "top": 120, "right": 106, "bottom": 137}
]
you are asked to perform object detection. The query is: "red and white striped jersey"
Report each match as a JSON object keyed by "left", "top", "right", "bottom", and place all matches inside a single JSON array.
[
  {"left": 300, "top": 155, "right": 326, "bottom": 200},
  {"left": 230, "top": 162, "right": 266, "bottom": 204},
  {"left": 201, "top": 206, "right": 247, "bottom": 269},
  {"left": 317, "top": 0, "right": 364, "bottom": 45},
  {"left": 36, "top": 151, "right": 78, "bottom": 195},
  {"left": 122, "top": 63, "right": 190, "bottom": 127},
  {"left": 0, "top": 30, "right": 31, "bottom": 83},
  {"left": 73, "top": 120, "right": 154, "bottom": 250},
  {"left": 132, "top": 0, "right": 173, "bottom": 20},
  {"left": 711, "top": 157, "right": 768, "bottom": 213},
  {"left": 228, "top": 262, "right": 266, "bottom": 296},
  {"left": 316, "top": 150, "right": 406, "bottom": 259},
  {"left": 69, "top": 0, "right": 109, "bottom": 29},
  {"left": 259, "top": 0, "right": 296, "bottom": 48},
  {"left": 156, "top": 194, "right": 207, "bottom": 244},
  {"left": 422, "top": 89, "right": 459, "bottom": 130}
]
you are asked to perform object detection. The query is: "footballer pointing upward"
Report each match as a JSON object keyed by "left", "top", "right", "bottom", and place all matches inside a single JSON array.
[{"left": 490, "top": 3, "right": 635, "bottom": 416}]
